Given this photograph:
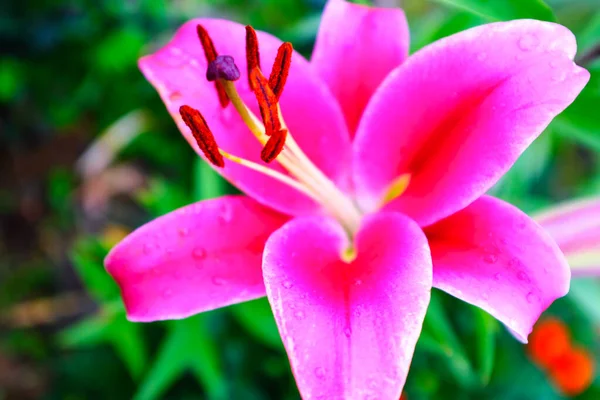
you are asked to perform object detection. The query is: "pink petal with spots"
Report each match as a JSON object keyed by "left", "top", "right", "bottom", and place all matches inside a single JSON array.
[
  {"left": 311, "top": 0, "right": 409, "bottom": 135},
  {"left": 263, "top": 212, "right": 432, "bottom": 399},
  {"left": 426, "top": 196, "right": 570, "bottom": 342},
  {"left": 105, "top": 196, "right": 288, "bottom": 322},
  {"left": 139, "top": 19, "right": 351, "bottom": 217},
  {"left": 534, "top": 197, "right": 600, "bottom": 276},
  {"left": 353, "top": 20, "right": 589, "bottom": 226}
]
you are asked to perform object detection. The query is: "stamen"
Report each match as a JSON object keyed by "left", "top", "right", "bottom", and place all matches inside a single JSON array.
[
  {"left": 196, "top": 24, "right": 230, "bottom": 108},
  {"left": 245, "top": 26, "right": 261, "bottom": 90},
  {"left": 196, "top": 25, "right": 217, "bottom": 63},
  {"left": 249, "top": 68, "right": 282, "bottom": 136},
  {"left": 179, "top": 105, "right": 225, "bottom": 168},
  {"left": 219, "top": 150, "right": 321, "bottom": 203},
  {"left": 261, "top": 129, "right": 287, "bottom": 163},
  {"left": 269, "top": 42, "right": 292, "bottom": 100},
  {"left": 206, "top": 55, "right": 241, "bottom": 82}
]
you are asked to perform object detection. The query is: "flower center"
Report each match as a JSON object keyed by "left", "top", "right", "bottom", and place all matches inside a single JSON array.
[{"left": 180, "top": 25, "right": 363, "bottom": 235}]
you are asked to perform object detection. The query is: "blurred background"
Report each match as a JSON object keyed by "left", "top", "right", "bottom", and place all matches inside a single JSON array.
[{"left": 1, "top": 0, "right": 599, "bottom": 399}]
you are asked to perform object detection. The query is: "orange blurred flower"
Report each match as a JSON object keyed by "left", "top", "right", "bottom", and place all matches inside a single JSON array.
[
  {"left": 527, "top": 318, "right": 595, "bottom": 397},
  {"left": 548, "top": 346, "right": 595, "bottom": 397},
  {"left": 528, "top": 318, "right": 571, "bottom": 367}
]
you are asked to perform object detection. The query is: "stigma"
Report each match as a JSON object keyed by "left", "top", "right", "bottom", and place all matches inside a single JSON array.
[{"left": 180, "top": 24, "right": 362, "bottom": 235}]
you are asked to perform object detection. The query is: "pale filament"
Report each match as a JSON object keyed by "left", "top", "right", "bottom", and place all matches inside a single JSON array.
[{"left": 220, "top": 79, "right": 362, "bottom": 234}]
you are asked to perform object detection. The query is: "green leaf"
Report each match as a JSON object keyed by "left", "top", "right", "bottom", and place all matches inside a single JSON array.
[
  {"left": 553, "top": 70, "right": 600, "bottom": 151},
  {"left": 472, "top": 308, "right": 498, "bottom": 385},
  {"left": 134, "top": 315, "right": 227, "bottom": 400},
  {"left": 59, "top": 302, "right": 148, "bottom": 379},
  {"left": 230, "top": 298, "right": 283, "bottom": 350},
  {"left": 420, "top": 292, "right": 478, "bottom": 388},
  {"left": 568, "top": 278, "right": 600, "bottom": 325},
  {"left": 70, "top": 238, "right": 119, "bottom": 303},
  {"left": 192, "top": 157, "right": 228, "bottom": 201},
  {"left": 432, "top": 0, "right": 556, "bottom": 22}
]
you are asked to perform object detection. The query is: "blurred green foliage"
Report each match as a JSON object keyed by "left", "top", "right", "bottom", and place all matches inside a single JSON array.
[{"left": 1, "top": 0, "right": 599, "bottom": 399}]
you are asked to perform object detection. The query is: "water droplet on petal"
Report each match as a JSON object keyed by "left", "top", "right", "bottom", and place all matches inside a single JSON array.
[
  {"left": 294, "top": 310, "right": 305, "bottom": 319},
  {"left": 483, "top": 254, "right": 498, "bottom": 264},
  {"left": 282, "top": 280, "right": 293, "bottom": 289},
  {"left": 218, "top": 203, "right": 233, "bottom": 224},
  {"left": 353, "top": 279, "right": 363, "bottom": 286},
  {"left": 494, "top": 272, "right": 502, "bottom": 281},
  {"left": 517, "top": 271, "right": 531, "bottom": 283},
  {"left": 518, "top": 34, "right": 539, "bottom": 51},
  {"left": 343, "top": 327, "right": 351, "bottom": 337},
  {"left": 552, "top": 70, "right": 566, "bottom": 82},
  {"left": 178, "top": 227, "right": 189, "bottom": 238},
  {"left": 143, "top": 243, "right": 153, "bottom": 255},
  {"left": 314, "top": 367, "right": 326, "bottom": 379},
  {"left": 212, "top": 276, "right": 226, "bottom": 286},
  {"left": 526, "top": 292, "right": 540, "bottom": 304},
  {"left": 192, "top": 247, "right": 207, "bottom": 260}
]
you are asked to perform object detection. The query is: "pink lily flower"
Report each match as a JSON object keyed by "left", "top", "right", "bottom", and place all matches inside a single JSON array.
[
  {"left": 105, "top": 0, "right": 589, "bottom": 398},
  {"left": 534, "top": 197, "right": 600, "bottom": 277}
]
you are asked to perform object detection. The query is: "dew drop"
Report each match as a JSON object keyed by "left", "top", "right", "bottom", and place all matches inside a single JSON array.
[
  {"left": 353, "top": 279, "right": 363, "bottom": 286},
  {"left": 343, "top": 327, "right": 351, "bottom": 338},
  {"left": 518, "top": 34, "right": 539, "bottom": 51},
  {"left": 551, "top": 71, "right": 566, "bottom": 82},
  {"left": 483, "top": 253, "right": 498, "bottom": 264},
  {"left": 526, "top": 292, "right": 540, "bottom": 304},
  {"left": 494, "top": 272, "right": 502, "bottom": 281},
  {"left": 218, "top": 203, "right": 233, "bottom": 224},
  {"left": 169, "top": 91, "right": 182, "bottom": 101},
  {"left": 282, "top": 280, "right": 293, "bottom": 289},
  {"left": 294, "top": 310, "right": 305, "bottom": 319},
  {"left": 212, "top": 276, "right": 226, "bottom": 286},
  {"left": 178, "top": 227, "right": 189, "bottom": 238},
  {"left": 314, "top": 367, "right": 326, "bottom": 379},
  {"left": 517, "top": 271, "right": 531, "bottom": 283},
  {"left": 143, "top": 243, "right": 153, "bottom": 255},
  {"left": 192, "top": 247, "right": 207, "bottom": 260}
]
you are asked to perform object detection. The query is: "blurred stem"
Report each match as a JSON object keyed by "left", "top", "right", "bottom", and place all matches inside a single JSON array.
[
  {"left": 193, "top": 158, "right": 227, "bottom": 201},
  {"left": 576, "top": 42, "right": 600, "bottom": 66}
]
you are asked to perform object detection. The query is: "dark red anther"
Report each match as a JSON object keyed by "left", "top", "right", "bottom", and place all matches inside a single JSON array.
[
  {"left": 196, "top": 25, "right": 217, "bottom": 63},
  {"left": 196, "top": 25, "right": 230, "bottom": 108},
  {"left": 269, "top": 42, "right": 292, "bottom": 100},
  {"left": 249, "top": 68, "right": 282, "bottom": 136},
  {"left": 207, "top": 55, "right": 241, "bottom": 82},
  {"left": 261, "top": 129, "right": 287, "bottom": 163},
  {"left": 245, "top": 26, "right": 261, "bottom": 89},
  {"left": 179, "top": 105, "right": 225, "bottom": 168}
]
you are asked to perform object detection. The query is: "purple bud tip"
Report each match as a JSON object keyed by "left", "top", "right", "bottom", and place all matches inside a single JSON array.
[{"left": 206, "top": 55, "right": 241, "bottom": 82}]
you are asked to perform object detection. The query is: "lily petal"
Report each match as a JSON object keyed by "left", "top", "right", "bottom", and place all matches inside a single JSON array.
[
  {"left": 263, "top": 212, "right": 432, "bottom": 399},
  {"left": 426, "top": 195, "right": 570, "bottom": 342},
  {"left": 353, "top": 20, "right": 589, "bottom": 226},
  {"left": 311, "top": 0, "right": 409, "bottom": 135},
  {"left": 105, "top": 196, "right": 288, "bottom": 321},
  {"left": 534, "top": 197, "right": 600, "bottom": 276},
  {"left": 139, "top": 19, "right": 351, "bottom": 217}
]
